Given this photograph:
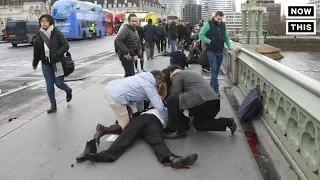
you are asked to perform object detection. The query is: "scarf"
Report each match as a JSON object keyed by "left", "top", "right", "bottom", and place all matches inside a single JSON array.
[{"left": 40, "top": 25, "right": 64, "bottom": 77}]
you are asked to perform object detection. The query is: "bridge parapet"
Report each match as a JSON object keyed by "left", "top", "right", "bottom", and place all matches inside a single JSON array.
[{"left": 222, "top": 43, "right": 320, "bottom": 180}]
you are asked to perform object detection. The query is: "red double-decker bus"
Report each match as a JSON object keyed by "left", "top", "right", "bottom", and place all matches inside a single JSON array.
[
  {"left": 103, "top": 9, "right": 114, "bottom": 35},
  {"left": 114, "top": 12, "right": 125, "bottom": 34}
]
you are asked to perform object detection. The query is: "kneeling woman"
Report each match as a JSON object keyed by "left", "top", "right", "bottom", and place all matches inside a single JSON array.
[
  {"left": 33, "top": 14, "right": 72, "bottom": 113},
  {"left": 163, "top": 65, "right": 237, "bottom": 139}
]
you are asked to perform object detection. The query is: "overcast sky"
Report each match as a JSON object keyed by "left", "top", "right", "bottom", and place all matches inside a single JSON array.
[{"left": 196, "top": 0, "right": 310, "bottom": 15}]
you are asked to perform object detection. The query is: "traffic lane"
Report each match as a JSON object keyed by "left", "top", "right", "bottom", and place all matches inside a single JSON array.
[
  {"left": 0, "top": 35, "right": 116, "bottom": 77},
  {"left": 0, "top": 51, "right": 117, "bottom": 95},
  {"left": 0, "top": 36, "right": 117, "bottom": 94},
  {"left": 68, "top": 35, "right": 116, "bottom": 60},
  {"left": 0, "top": 52, "right": 119, "bottom": 126}
]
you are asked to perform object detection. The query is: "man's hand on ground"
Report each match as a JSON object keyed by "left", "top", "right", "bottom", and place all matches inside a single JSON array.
[{"left": 228, "top": 50, "right": 232, "bottom": 55}]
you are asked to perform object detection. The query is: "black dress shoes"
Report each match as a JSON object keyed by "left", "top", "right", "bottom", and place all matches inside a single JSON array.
[
  {"left": 226, "top": 118, "right": 237, "bottom": 135},
  {"left": 76, "top": 139, "right": 97, "bottom": 162},
  {"left": 169, "top": 154, "right": 198, "bottom": 169}
]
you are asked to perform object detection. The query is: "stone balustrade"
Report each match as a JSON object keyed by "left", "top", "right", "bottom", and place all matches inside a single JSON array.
[{"left": 222, "top": 42, "right": 320, "bottom": 180}]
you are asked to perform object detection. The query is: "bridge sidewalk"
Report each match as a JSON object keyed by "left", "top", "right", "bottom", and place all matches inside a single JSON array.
[{"left": 0, "top": 54, "right": 263, "bottom": 180}]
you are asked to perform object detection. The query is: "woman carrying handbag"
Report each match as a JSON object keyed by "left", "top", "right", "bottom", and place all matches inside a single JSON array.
[{"left": 33, "top": 14, "right": 72, "bottom": 113}]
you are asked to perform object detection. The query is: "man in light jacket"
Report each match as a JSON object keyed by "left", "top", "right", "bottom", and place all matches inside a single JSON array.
[{"left": 93, "top": 70, "right": 167, "bottom": 144}]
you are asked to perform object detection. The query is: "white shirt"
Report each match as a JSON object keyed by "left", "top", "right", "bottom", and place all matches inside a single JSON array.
[{"left": 141, "top": 109, "right": 167, "bottom": 128}]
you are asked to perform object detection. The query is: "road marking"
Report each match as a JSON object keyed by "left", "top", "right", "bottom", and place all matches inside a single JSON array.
[
  {"left": 0, "top": 53, "right": 116, "bottom": 98},
  {"left": 75, "top": 53, "right": 116, "bottom": 69},
  {"left": 0, "top": 80, "right": 45, "bottom": 98},
  {"left": 99, "top": 74, "right": 124, "bottom": 77},
  {"left": 74, "top": 58, "right": 89, "bottom": 63},
  {"left": 32, "top": 53, "right": 115, "bottom": 75},
  {"left": 0, "top": 76, "right": 43, "bottom": 80},
  {"left": 0, "top": 58, "right": 17, "bottom": 63}
]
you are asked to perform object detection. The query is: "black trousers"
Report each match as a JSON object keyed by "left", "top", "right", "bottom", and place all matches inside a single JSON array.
[
  {"left": 119, "top": 55, "right": 135, "bottom": 77},
  {"left": 167, "top": 94, "right": 228, "bottom": 132},
  {"left": 93, "top": 114, "right": 173, "bottom": 162},
  {"left": 156, "top": 36, "right": 166, "bottom": 52}
]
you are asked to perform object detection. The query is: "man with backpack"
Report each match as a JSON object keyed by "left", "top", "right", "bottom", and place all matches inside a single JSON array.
[
  {"left": 144, "top": 19, "right": 157, "bottom": 60},
  {"left": 156, "top": 20, "right": 166, "bottom": 53},
  {"left": 199, "top": 11, "right": 232, "bottom": 97}
]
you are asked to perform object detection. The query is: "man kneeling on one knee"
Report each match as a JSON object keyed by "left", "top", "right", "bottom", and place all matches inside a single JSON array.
[
  {"left": 76, "top": 109, "right": 198, "bottom": 168},
  {"left": 163, "top": 65, "right": 237, "bottom": 139},
  {"left": 93, "top": 70, "right": 167, "bottom": 144}
]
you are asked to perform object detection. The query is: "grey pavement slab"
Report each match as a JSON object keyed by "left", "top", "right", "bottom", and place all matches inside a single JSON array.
[{"left": 0, "top": 54, "right": 263, "bottom": 180}]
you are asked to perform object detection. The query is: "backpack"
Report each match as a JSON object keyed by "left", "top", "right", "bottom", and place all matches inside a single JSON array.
[
  {"left": 239, "top": 88, "right": 263, "bottom": 121},
  {"left": 156, "top": 24, "right": 166, "bottom": 36}
]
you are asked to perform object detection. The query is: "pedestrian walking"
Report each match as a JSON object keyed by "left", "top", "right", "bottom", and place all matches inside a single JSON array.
[{"left": 32, "top": 14, "right": 72, "bottom": 113}]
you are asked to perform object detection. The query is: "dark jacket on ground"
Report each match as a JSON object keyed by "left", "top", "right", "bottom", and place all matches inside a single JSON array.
[
  {"left": 144, "top": 23, "right": 157, "bottom": 41},
  {"left": 136, "top": 26, "right": 145, "bottom": 51},
  {"left": 33, "top": 28, "right": 69, "bottom": 67},
  {"left": 114, "top": 23, "right": 142, "bottom": 57},
  {"left": 168, "top": 22, "right": 177, "bottom": 40},
  {"left": 169, "top": 51, "right": 188, "bottom": 69},
  {"left": 171, "top": 70, "right": 218, "bottom": 110}
]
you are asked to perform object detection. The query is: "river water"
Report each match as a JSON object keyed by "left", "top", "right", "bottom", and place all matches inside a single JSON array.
[{"left": 277, "top": 51, "right": 320, "bottom": 82}]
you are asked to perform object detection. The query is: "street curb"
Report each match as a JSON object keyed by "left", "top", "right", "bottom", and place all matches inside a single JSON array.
[
  {"left": 225, "top": 86, "right": 300, "bottom": 180},
  {"left": 65, "top": 76, "right": 88, "bottom": 82}
]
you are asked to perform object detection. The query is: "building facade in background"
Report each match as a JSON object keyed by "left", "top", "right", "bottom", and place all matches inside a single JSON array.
[
  {"left": 308, "top": 0, "right": 320, "bottom": 17},
  {"left": 242, "top": 1, "right": 280, "bottom": 34},
  {"left": 223, "top": 11, "right": 268, "bottom": 35},
  {"left": 201, "top": 0, "right": 235, "bottom": 20},
  {"left": 0, "top": 2, "right": 49, "bottom": 31},
  {"left": 94, "top": 0, "right": 165, "bottom": 17},
  {"left": 159, "top": 0, "right": 196, "bottom": 18},
  {"left": 308, "top": 0, "right": 320, "bottom": 33},
  {"left": 182, "top": 4, "right": 201, "bottom": 24},
  {"left": 245, "top": 0, "right": 274, "bottom": 3}
]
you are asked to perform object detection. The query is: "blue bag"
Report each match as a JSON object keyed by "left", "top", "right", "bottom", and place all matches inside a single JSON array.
[{"left": 239, "top": 88, "right": 263, "bottom": 121}]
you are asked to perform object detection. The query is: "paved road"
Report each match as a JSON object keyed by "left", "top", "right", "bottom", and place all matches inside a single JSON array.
[
  {"left": 0, "top": 56, "right": 264, "bottom": 180},
  {"left": 0, "top": 36, "right": 118, "bottom": 125}
]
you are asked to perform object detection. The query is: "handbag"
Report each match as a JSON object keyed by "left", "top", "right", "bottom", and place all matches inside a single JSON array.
[{"left": 61, "top": 51, "right": 74, "bottom": 77}]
